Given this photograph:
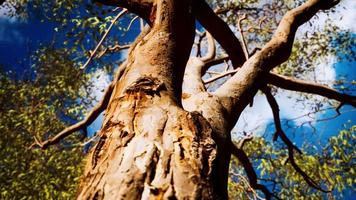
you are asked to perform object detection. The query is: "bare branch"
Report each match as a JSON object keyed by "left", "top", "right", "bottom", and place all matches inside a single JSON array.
[
  {"left": 267, "top": 73, "right": 356, "bottom": 107},
  {"left": 204, "top": 68, "right": 238, "bottom": 84},
  {"left": 237, "top": 14, "right": 249, "bottom": 60},
  {"left": 201, "top": 32, "right": 216, "bottom": 62},
  {"left": 96, "top": 44, "right": 130, "bottom": 59},
  {"left": 81, "top": 8, "right": 128, "bottom": 69},
  {"left": 195, "top": 0, "right": 245, "bottom": 68},
  {"left": 213, "top": 0, "right": 340, "bottom": 115},
  {"left": 262, "top": 86, "right": 301, "bottom": 152},
  {"left": 126, "top": 15, "right": 139, "bottom": 31},
  {"left": 204, "top": 55, "right": 229, "bottom": 68},
  {"left": 262, "top": 86, "right": 330, "bottom": 193},
  {"left": 94, "top": 0, "right": 153, "bottom": 24},
  {"left": 30, "top": 83, "right": 115, "bottom": 149},
  {"left": 30, "top": 61, "right": 128, "bottom": 149},
  {"left": 194, "top": 30, "right": 206, "bottom": 57},
  {"left": 230, "top": 172, "right": 266, "bottom": 200}
]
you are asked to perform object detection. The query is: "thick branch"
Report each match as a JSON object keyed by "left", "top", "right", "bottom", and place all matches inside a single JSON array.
[
  {"left": 255, "top": 0, "right": 340, "bottom": 71},
  {"left": 195, "top": 0, "right": 245, "bottom": 68},
  {"left": 267, "top": 73, "right": 356, "bottom": 107},
  {"left": 214, "top": 0, "right": 340, "bottom": 118}
]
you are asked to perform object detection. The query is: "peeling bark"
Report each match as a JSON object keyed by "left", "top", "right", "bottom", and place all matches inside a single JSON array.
[
  {"left": 75, "top": 0, "right": 344, "bottom": 199},
  {"left": 77, "top": 1, "right": 220, "bottom": 199}
]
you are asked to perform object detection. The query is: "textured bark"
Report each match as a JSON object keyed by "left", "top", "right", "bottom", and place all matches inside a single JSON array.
[
  {"left": 75, "top": 0, "right": 345, "bottom": 199},
  {"left": 77, "top": 0, "right": 220, "bottom": 199}
]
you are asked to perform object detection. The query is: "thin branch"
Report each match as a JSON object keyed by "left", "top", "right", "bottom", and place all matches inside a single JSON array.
[
  {"left": 30, "top": 83, "right": 115, "bottom": 149},
  {"left": 267, "top": 73, "right": 356, "bottom": 107},
  {"left": 237, "top": 14, "right": 249, "bottom": 60},
  {"left": 29, "top": 61, "right": 128, "bottom": 149},
  {"left": 204, "top": 55, "right": 229, "bottom": 68},
  {"left": 262, "top": 86, "right": 301, "bottom": 152},
  {"left": 94, "top": 0, "right": 153, "bottom": 24},
  {"left": 230, "top": 141, "right": 278, "bottom": 200},
  {"left": 201, "top": 32, "right": 216, "bottom": 62},
  {"left": 125, "top": 15, "right": 139, "bottom": 31},
  {"left": 203, "top": 54, "right": 356, "bottom": 108},
  {"left": 96, "top": 44, "right": 130, "bottom": 59},
  {"left": 194, "top": 30, "right": 206, "bottom": 57},
  {"left": 262, "top": 86, "right": 330, "bottom": 193},
  {"left": 235, "top": 132, "right": 253, "bottom": 149},
  {"left": 231, "top": 172, "right": 266, "bottom": 200},
  {"left": 80, "top": 8, "right": 128, "bottom": 69},
  {"left": 204, "top": 68, "right": 238, "bottom": 84}
]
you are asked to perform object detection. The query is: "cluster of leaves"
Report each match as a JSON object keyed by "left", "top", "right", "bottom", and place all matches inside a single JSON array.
[
  {"left": 0, "top": 47, "right": 90, "bottom": 199},
  {"left": 228, "top": 125, "right": 356, "bottom": 199}
]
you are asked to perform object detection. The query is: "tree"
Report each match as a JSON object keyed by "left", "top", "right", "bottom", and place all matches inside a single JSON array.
[{"left": 4, "top": 0, "right": 355, "bottom": 199}]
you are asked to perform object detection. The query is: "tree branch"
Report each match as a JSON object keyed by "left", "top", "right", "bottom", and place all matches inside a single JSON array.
[
  {"left": 30, "top": 61, "right": 128, "bottom": 149},
  {"left": 96, "top": 44, "right": 130, "bottom": 59},
  {"left": 94, "top": 0, "right": 153, "bottom": 24},
  {"left": 237, "top": 14, "right": 249, "bottom": 60},
  {"left": 213, "top": 0, "right": 340, "bottom": 118},
  {"left": 262, "top": 86, "right": 330, "bottom": 193},
  {"left": 230, "top": 141, "right": 278, "bottom": 200},
  {"left": 30, "top": 83, "right": 115, "bottom": 149},
  {"left": 81, "top": 8, "right": 128, "bottom": 69},
  {"left": 262, "top": 86, "right": 301, "bottom": 152},
  {"left": 267, "top": 73, "right": 356, "bottom": 107},
  {"left": 195, "top": 0, "right": 245, "bottom": 68},
  {"left": 201, "top": 32, "right": 216, "bottom": 62}
]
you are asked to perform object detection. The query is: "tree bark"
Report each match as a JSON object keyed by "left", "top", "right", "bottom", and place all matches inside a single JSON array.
[
  {"left": 77, "top": 1, "right": 223, "bottom": 199},
  {"left": 75, "top": 0, "right": 345, "bottom": 199}
]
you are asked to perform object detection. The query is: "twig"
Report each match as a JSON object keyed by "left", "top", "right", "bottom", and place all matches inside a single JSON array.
[
  {"left": 80, "top": 8, "right": 128, "bottom": 69},
  {"left": 203, "top": 68, "right": 238, "bottom": 84},
  {"left": 96, "top": 44, "right": 130, "bottom": 59},
  {"left": 125, "top": 15, "right": 139, "bottom": 31}
]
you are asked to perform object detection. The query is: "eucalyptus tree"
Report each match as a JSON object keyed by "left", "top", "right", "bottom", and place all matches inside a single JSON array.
[{"left": 7, "top": 0, "right": 355, "bottom": 199}]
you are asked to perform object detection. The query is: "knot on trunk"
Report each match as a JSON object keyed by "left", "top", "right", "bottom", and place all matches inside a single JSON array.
[{"left": 125, "top": 76, "right": 166, "bottom": 96}]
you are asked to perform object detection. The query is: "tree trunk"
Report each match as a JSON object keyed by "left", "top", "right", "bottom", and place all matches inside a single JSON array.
[{"left": 76, "top": 1, "right": 226, "bottom": 199}]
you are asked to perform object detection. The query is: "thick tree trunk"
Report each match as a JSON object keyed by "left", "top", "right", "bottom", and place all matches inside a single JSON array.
[{"left": 76, "top": 1, "right": 226, "bottom": 199}]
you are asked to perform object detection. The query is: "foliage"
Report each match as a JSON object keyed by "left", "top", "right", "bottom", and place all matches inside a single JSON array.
[
  {"left": 229, "top": 125, "right": 356, "bottom": 199},
  {"left": 0, "top": 47, "right": 89, "bottom": 199}
]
